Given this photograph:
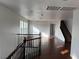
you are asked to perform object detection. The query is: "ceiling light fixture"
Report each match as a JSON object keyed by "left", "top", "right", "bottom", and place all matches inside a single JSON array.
[{"left": 41, "top": 14, "right": 43, "bottom": 16}]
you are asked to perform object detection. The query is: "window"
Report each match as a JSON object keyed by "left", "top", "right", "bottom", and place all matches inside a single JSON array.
[{"left": 20, "top": 20, "right": 28, "bottom": 34}]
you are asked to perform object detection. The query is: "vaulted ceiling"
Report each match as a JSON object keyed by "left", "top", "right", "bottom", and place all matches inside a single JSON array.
[{"left": 0, "top": 0, "right": 78, "bottom": 21}]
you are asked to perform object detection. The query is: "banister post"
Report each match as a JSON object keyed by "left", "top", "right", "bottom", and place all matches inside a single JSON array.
[
  {"left": 39, "top": 32, "right": 41, "bottom": 56},
  {"left": 23, "top": 37, "right": 26, "bottom": 59}
]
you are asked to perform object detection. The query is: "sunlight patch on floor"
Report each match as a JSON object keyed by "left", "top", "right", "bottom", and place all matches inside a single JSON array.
[
  {"left": 71, "top": 54, "right": 77, "bottom": 59},
  {"left": 60, "top": 49, "right": 69, "bottom": 55},
  {"left": 56, "top": 45, "right": 63, "bottom": 48}
]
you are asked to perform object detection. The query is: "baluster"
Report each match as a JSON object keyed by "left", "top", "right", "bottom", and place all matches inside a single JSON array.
[
  {"left": 32, "top": 40, "right": 33, "bottom": 59},
  {"left": 39, "top": 33, "right": 41, "bottom": 56},
  {"left": 23, "top": 37, "right": 26, "bottom": 59}
]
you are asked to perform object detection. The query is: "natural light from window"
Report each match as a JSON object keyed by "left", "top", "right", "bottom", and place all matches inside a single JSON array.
[{"left": 20, "top": 20, "right": 28, "bottom": 34}]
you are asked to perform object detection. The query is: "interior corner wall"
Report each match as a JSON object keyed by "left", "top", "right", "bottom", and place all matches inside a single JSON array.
[{"left": 0, "top": 5, "right": 27, "bottom": 59}]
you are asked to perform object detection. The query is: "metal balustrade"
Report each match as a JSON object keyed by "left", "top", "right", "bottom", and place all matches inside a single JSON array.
[{"left": 6, "top": 33, "right": 41, "bottom": 59}]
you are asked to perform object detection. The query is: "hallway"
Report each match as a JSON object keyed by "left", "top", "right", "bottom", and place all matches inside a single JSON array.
[{"left": 36, "top": 37, "right": 71, "bottom": 59}]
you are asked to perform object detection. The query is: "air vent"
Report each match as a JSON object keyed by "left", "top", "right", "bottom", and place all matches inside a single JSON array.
[{"left": 47, "top": 6, "right": 76, "bottom": 10}]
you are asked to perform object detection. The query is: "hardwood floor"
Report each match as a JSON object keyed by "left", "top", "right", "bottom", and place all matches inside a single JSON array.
[{"left": 35, "top": 37, "right": 71, "bottom": 59}]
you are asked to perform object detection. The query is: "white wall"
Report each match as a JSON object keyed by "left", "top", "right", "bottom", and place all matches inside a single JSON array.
[
  {"left": 0, "top": 5, "right": 27, "bottom": 59},
  {"left": 55, "top": 21, "right": 65, "bottom": 42},
  {"left": 71, "top": 9, "right": 79, "bottom": 59},
  {"left": 29, "top": 21, "right": 61, "bottom": 37},
  {"left": 29, "top": 21, "right": 50, "bottom": 37},
  {"left": 63, "top": 11, "right": 73, "bottom": 34}
]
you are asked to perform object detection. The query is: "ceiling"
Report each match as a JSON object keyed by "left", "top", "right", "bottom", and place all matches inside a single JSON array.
[{"left": 0, "top": 0, "right": 78, "bottom": 21}]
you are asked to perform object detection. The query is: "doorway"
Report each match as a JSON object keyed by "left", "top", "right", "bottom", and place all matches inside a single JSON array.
[{"left": 50, "top": 24, "right": 55, "bottom": 37}]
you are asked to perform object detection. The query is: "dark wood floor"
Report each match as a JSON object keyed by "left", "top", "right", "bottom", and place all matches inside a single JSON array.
[{"left": 35, "top": 37, "right": 71, "bottom": 59}]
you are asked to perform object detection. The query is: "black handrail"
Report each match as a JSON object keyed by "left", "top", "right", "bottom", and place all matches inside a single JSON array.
[
  {"left": 26, "top": 37, "right": 41, "bottom": 41},
  {"left": 6, "top": 37, "right": 26, "bottom": 59},
  {"left": 16, "top": 34, "right": 41, "bottom": 35}
]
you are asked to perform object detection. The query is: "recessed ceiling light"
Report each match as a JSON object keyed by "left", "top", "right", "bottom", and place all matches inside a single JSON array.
[{"left": 41, "top": 14, "right": 43, "bottom": 16}]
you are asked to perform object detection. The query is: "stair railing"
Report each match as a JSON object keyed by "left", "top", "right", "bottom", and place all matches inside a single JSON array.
[{"left": 6, "top": 33, "right": 41, "bottom": 59}]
